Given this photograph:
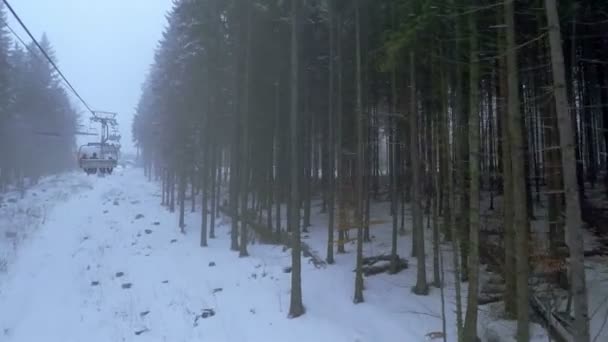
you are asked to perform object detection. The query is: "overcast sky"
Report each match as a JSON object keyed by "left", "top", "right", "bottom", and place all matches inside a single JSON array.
[{"left": 7, "top": 0, "right": 173, "bottom": 154}]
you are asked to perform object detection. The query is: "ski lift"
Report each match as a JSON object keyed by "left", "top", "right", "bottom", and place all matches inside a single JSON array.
[
  {"left": 78, "top": 111, "right": 121, "bottom": 175},
  {"left": 78, "top": 143, "right": 119, "bottom": 175}
]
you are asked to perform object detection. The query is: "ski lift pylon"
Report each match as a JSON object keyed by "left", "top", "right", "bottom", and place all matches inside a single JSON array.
[{"left": 78, "top": 110, "right": 121, "bottom": 175}]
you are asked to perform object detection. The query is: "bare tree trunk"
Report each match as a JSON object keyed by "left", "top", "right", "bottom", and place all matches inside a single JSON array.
[
  {"left": 432, "top": 94, "right": 441, "bottom": 288},
  {"left": 161, "top": 168, "right": 166, "bottom": 206},
  {"left": 239, "top": 1, "right": 253, "bottom": 258},
  {"left": 179, "top": 170, "right": 186, "bottom": 232},
  {"left": 497, "top": 12, "right": 517, "bottom": 317},
  {"left": 288, "top": 0, "right": 304, "bottom": 318},
  {"left": 444, "top": 53, "right": 463, "bottom": 340},
  {"left": 597, "top": 63, "right": 608, "bottom": 197},
  {"left": 545, "top": 1, "right": 590, "bottom": 340},
  {"left": 353, "top": 0, "right": 365, "bottom": 304},
  {"left": 463, "top": 8, "right": 480, "bottom": 340},
  {"left": 326, "top": 0, "right": 336, "bottom": 265},
  {"left": 201, "top": 159, "right": 208, "bottom": 247},
  {"left": 274, "top": 81, "right": 282, "bottom": 238},
  {"left": 210, "top": 147, "right": 217, "bottom": 239},
  {"left": 505, "top": 3, "right": 530, "bottom": 339},
  {"left": 410, "top": 51, "right": 428, "bottom": 296},
  {"left": 336, "top": 13, "right": 346, "bottom": 255},
  {"left": 389, "top": 13, "right": 399, "bottom": 272},
  {"left": 169, "top": 171, "right": 175, "bottom": 213},
  {"left": 504, "top": 2, "right": 530, "bottom": 341},
  {"left": 191, "top": 170, "right": 196, "bottom": 213}
]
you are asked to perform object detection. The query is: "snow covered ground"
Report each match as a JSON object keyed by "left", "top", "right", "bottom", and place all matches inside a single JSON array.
[
  {"left": 0, "top": 166, "right": 448, "bottom": 342},
  {"left": 0, "top": 173, "right": 93, "bottom": 273},
  {"left": 0, "top": 166, "right": 603, "bottom": 341}
]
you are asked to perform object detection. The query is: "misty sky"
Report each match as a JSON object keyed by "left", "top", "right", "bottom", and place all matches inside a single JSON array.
[{"left": 7, "top": 0, "right": 173, "bottom": 154}]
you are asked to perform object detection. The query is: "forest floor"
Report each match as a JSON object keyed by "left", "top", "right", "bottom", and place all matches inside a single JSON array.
[{"left": 0, "top": 166, "right": 604, "bottom": 341}]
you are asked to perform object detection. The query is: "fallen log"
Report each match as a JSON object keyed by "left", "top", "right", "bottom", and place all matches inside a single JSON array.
[
  {"left": 478, "top": 295, "right": 502, "bottom": 305},
  {"left": 530, "top": 294, "right": 573, "bottom": 342},
  {"left": 356, "top": 254, "right": 408, "bottom": 276},
  {"left": 218, "top": 205, "right": 326, "bottom": 268}
]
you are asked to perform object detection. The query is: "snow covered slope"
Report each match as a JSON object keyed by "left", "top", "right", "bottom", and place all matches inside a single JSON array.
[{"left": 0, "top": 167, "right": 450, "bottom": 342}]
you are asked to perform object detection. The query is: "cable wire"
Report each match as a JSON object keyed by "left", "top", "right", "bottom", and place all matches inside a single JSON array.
[{"left": 2, "top": 0, "right": 95, "bottom": 116}]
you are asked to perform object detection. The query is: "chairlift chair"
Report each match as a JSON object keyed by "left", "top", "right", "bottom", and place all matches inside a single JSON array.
[
  {"left": 78, "top": 143, "right": 118, "bottom": 175},
  {"left": 78, "top": 110, "right": 120, "bottom": 175}
]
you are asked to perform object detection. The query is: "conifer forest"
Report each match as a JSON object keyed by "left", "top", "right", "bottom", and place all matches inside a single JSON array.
[
  {"left": 132, "top": 0, "right": 608, "bottom": 340},
  {"left": 3, "top": 0, "right": 608, "bottom": 341}
]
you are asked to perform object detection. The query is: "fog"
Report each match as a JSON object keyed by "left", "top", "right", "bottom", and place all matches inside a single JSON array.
[{"left": 7, "top": 0, "right": 172, "bottom": 154}]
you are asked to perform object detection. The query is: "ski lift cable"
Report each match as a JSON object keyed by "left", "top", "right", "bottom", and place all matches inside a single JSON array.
[
  {"left": 3, "top": 0, "right": 96, "bottom": 116},
  {"left": 4, "top": 20, "right": 28, "bottom": 50},
  {"left": 3, "top": 21, "right": 79, "bottom": 100}
]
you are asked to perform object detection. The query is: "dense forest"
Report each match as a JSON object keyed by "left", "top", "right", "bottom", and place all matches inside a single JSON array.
[
  {"left": 0, "top": 5, "right": 79, "bottom": 192},
  {"left": 133, "top": 0, "right": 608, "bottom": 341}
]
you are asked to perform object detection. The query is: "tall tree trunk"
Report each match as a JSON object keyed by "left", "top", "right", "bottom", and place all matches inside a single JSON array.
[
  {"left": 389, "top": 8, "right": 399, "bottom": 272},
  {"left": 179, "top": 170, "right": 186, "bottom": 232},
  {"left": 303, "top": 110, "right": 312, "bottom": 232},
  {"left": 353, "top": 0, "right": 365, "bottom": 304},
  {"left": 432, "top": 109, "right": 441, "bottom": 288},
  {"left": 274, "top": 81, "right": 282, "bottom": 237},
  {"left": 239, "top": 1, "right": 253, "bottom": 258},
  {"left": 326, "top": 0, "right": 336, "bottom": 265},
  {"left": 191, "top": 170, "right": 196, "bottom": 213},
  {"left": 201, "top": 152, "right": 209, "bottom": 247},
  {"left": 597, "top": 64, "right": 608, "bottom": 196},
  {"left": 288, "top": 0, "right": 304, "bottom": 318},
  {"left": 410, "top": 51, "right": 428, "bottom": 296},
  {"left": 454, "top": 5, "right": 470, "bottom": 282},
  {"left": 497, "top": 17, "right": 516, "bottom": 317},
  {"left": 161, "top": 168, "right": 166, "bottom": 206},
  {"left": 505, "top": 2, "right": 530, "bottom": 339},
  {"left": 169, "top": 171, "right": 176, "bottom": 213},
  {"left": 545, "top": 1, "right": 590, "bottom": 340},
  {"left": 210, "top": 146, "right": 217, "bottom": 239},
  {"left": 463, "top": 8, "right": 480, "bottom": 340},
  {"left": 444, "top": 52, "right": 463, "bottom": 340},
  {"left": 336, "top": 13, "right": 346, "bottom": 255}
]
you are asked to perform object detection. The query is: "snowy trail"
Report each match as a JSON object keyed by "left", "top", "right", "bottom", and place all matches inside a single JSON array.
[{"left": 1, "top": 167, "right": 448, "bottom": 342}]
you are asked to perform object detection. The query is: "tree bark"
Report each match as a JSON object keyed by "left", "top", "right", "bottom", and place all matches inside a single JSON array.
[
  {"left": 545, "top": 1, "right": 590, "bottom": 340},
  {"left": 326, "top": 0, "right": 336, "bottom": 265},
  {"left": 505, "top": 2, "right": 530, "bottom": 339},
  {"left": 410, "top": 51, "right": 428, "bottom": 296},
  {"left": 288, "top": 0, "right": 304, "bottom": 318},
  {"left": 353, "top": 0, "right": 365, "bottom": 304},
  {"left": 497, "top": 15, "right": 516, "bottom": 317},
  {"left": 463, "top": 8, "right": 480, "bottom": 341}
]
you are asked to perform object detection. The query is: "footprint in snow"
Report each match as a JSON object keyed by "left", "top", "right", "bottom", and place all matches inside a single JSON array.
[
  {"left": 194, "top": 309, "right": 216, "bottom": 326},
  {"left": 122, "top": 283, "right": 132, "bottom": 289},
  {"left": 135, "top": 214, "right": 144, "bottom": 220},
  {"left": 115, "top": 272, "right": 124, "bottom": 278},
  {"left": 134, "top": 328, "right": 149, "bottom": 336},
  {"left": 145, "top": 229, "right": 152, "bottom": 234}
]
